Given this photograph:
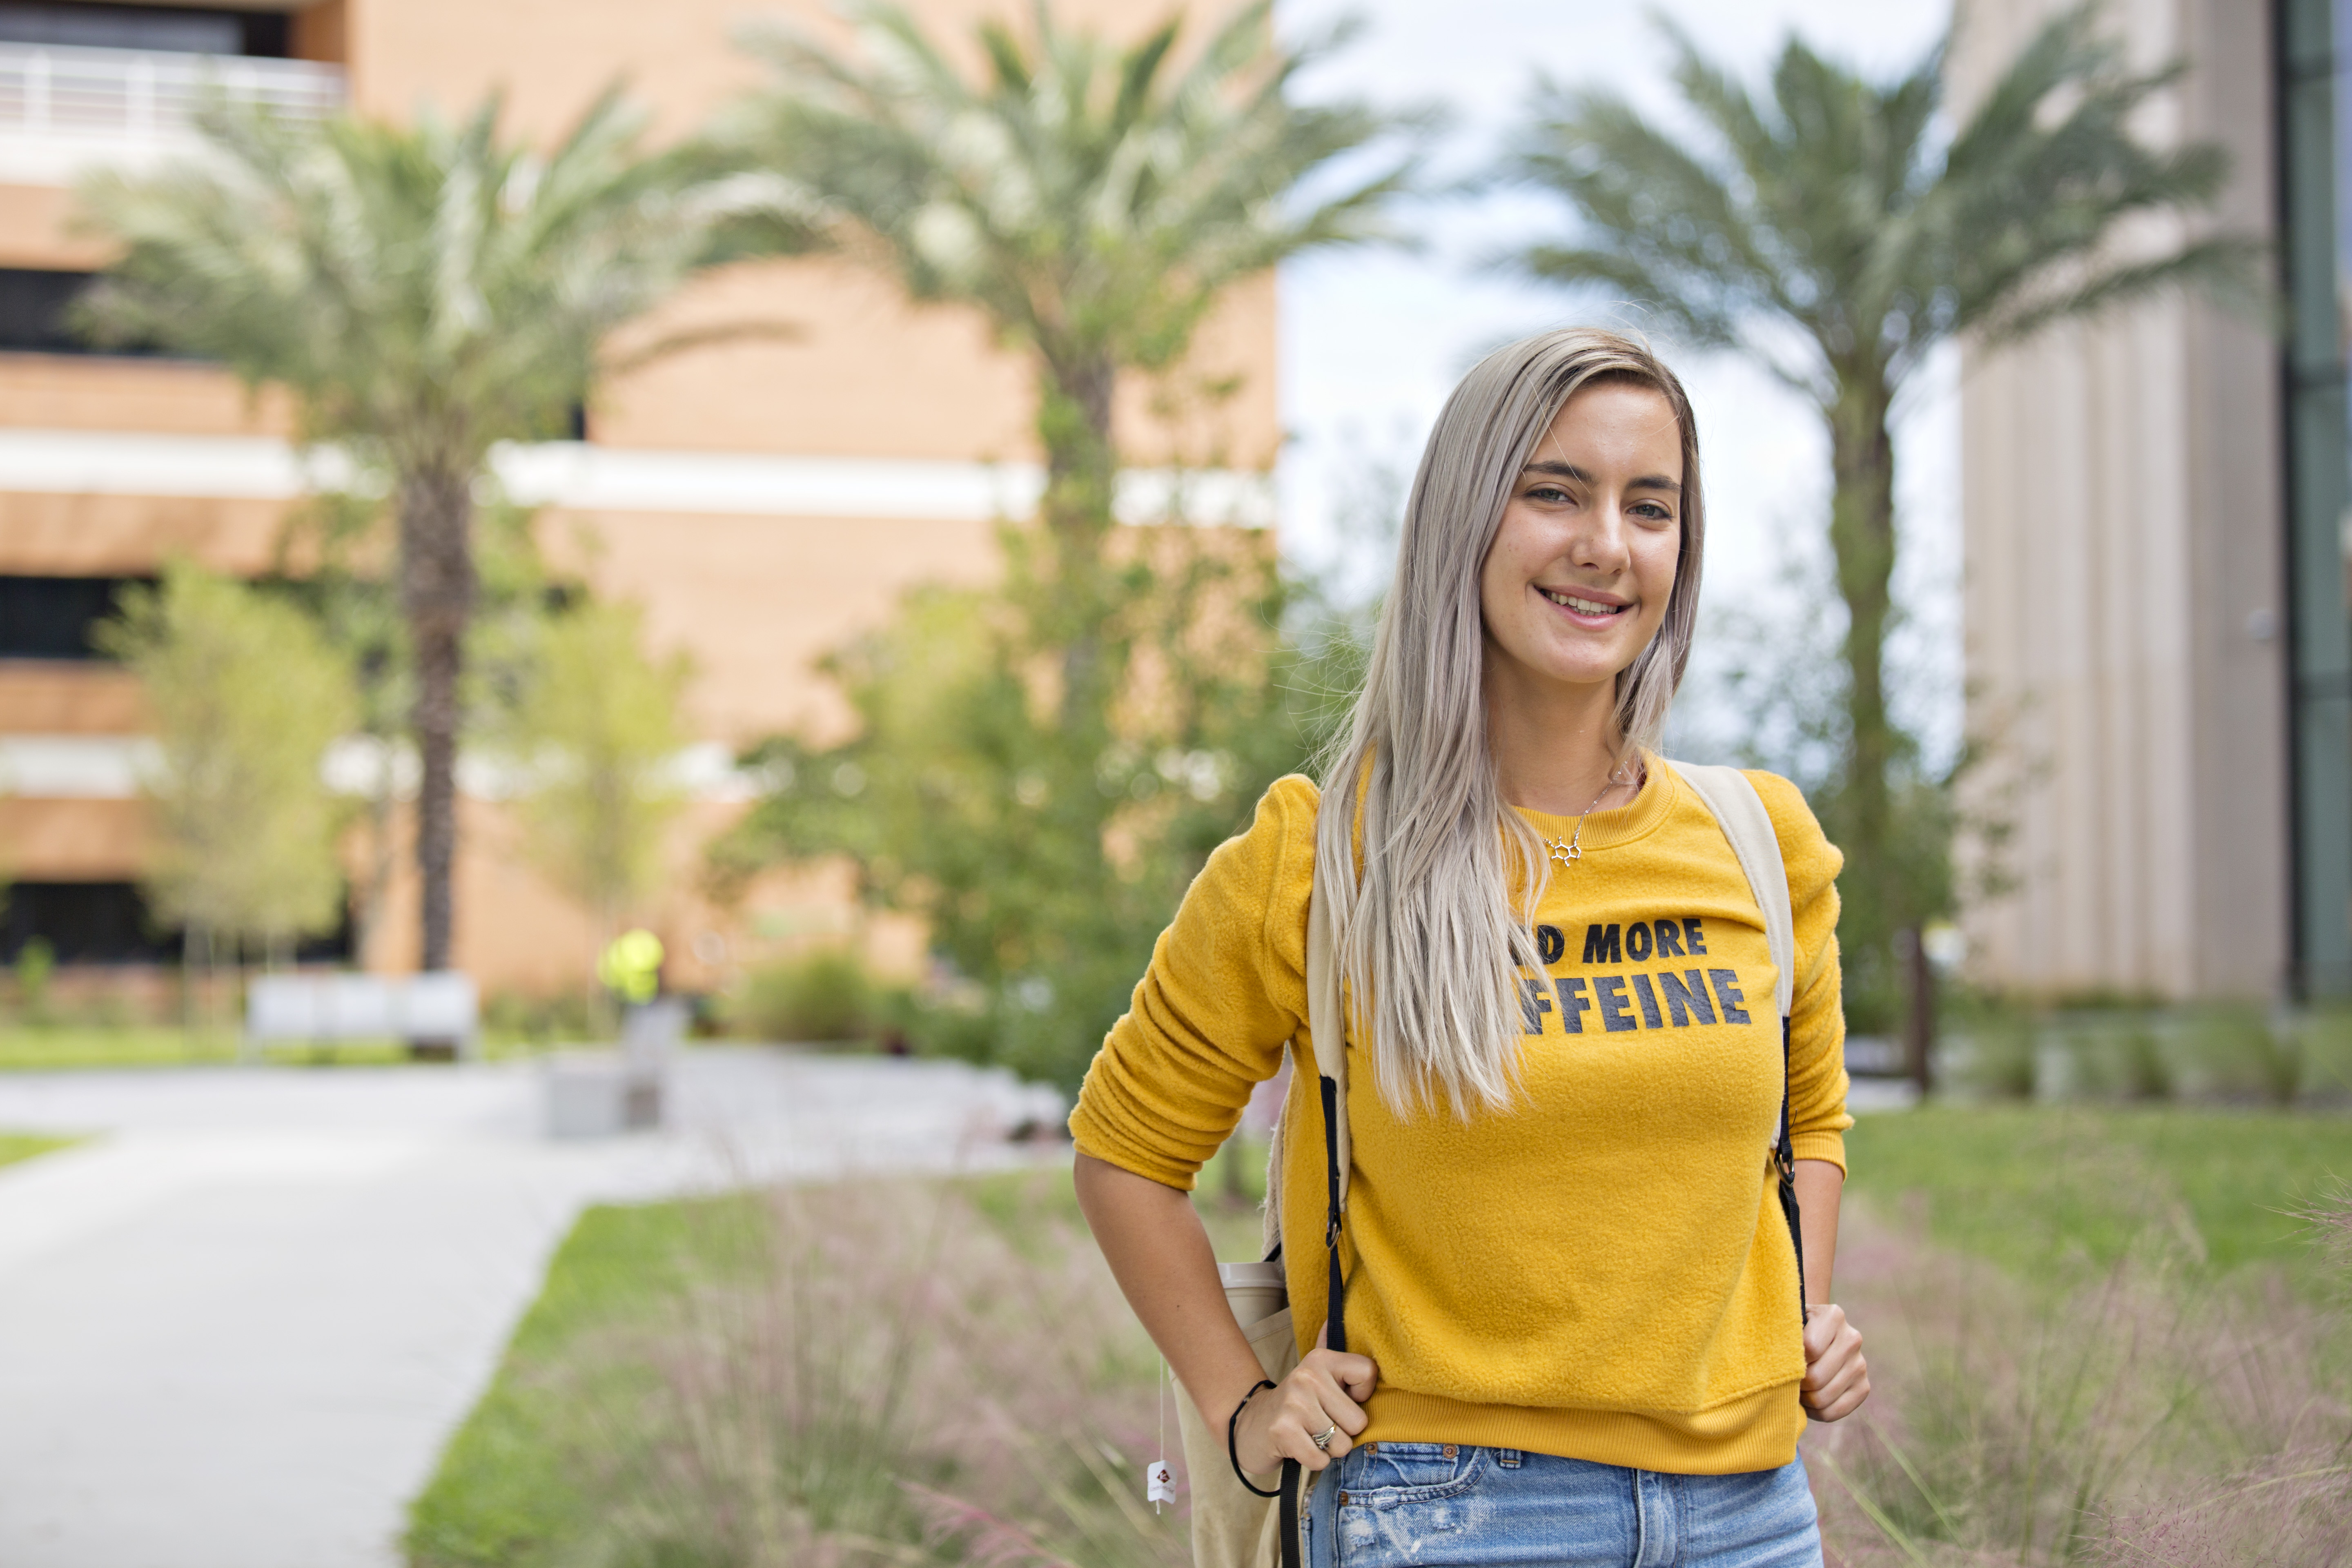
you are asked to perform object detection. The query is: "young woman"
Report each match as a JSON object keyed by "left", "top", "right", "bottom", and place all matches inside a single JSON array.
[{"left": 1069, "top": 328, "right": 1867, "bottom": 1566}]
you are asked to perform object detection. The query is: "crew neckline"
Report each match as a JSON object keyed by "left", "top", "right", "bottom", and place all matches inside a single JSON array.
[{"left": 1508, "top": 751, "right": 1682, "bottom": 854}]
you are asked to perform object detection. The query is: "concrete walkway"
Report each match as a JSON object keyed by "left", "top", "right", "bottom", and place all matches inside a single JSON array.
[{"left": 0, "top": 1049, "right": 1065, "bottom": 1568}]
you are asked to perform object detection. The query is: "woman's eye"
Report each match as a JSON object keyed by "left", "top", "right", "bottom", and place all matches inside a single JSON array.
[{"left": 1528, "top": 485, "right": 1570, "bottom": 503}]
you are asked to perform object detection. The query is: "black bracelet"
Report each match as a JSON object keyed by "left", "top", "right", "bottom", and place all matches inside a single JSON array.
[{"left": 1227, "top": 1378, "right": 1283, "bottom": 1497}]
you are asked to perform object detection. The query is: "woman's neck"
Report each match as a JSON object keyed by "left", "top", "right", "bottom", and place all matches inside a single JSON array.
[{"left": 1484, "top": 649, "right": 1637, "bottom": 817}]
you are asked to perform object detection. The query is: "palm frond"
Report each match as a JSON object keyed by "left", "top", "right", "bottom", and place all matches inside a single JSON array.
[
  {"left": 720, "top": 0, "right": 1418, "bottom": 374},
  {"left": 77, "top": 87, "right": 748, "bottom": 469},
  {"left": 1503, "top": 77, "right": 1803, "bottom": 370},
  {"left": 1500, "top": 2, "right": 2254, "bottom": 403},
  {"left": 1974, "top": 232, "right": 2273, "bottom": 347}
]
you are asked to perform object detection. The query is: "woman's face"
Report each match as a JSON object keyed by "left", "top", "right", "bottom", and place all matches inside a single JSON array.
[{"left": 1477, "top": 379, "right": 1684, "bottom": 701}]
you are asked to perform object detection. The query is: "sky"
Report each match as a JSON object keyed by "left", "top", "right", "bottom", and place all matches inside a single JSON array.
[{"left": 1269, "top": 0, "right": 1961, "bottom": 763}]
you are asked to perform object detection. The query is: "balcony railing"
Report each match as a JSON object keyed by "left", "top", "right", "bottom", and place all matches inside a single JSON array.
[{"left": 0, "top": 42, "right": 343, "bottom": 183}]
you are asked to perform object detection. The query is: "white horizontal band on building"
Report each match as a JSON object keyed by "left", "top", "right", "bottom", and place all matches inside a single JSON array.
[
  {"left": 0, "top": 428, "right": 1277, "bottom": 527},
  {"left": 0, "top": 735, "right": 159, "bottom": 798},
  {"left": 2, "top": 735, "right": 774, "bottom": 803}
]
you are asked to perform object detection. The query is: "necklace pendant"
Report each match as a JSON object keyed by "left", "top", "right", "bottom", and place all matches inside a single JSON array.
[{"left": 1546, "top": 835, "right": 1580, "bottom": 867}]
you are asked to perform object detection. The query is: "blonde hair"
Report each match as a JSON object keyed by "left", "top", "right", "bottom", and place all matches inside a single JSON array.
[{"left": 1314, "top": 327, "right": 1706, "bottom": 1118}]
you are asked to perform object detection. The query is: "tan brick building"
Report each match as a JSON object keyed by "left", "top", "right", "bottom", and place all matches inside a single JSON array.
[{"left": 0, "top": 0, "right": 1278, "bottom": 997}]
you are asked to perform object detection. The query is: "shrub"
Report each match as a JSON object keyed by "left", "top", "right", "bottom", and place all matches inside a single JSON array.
[
  {"left": 1940, "top": 999, "right": 2036, "bottom": 1099},
  {"left": 2162, "top": 1006, "right": 2299, "bottom": 1105},
  {"left": 725, "top": 949, "right": 875, "bottom": 1044},
  {"left": 2287, "top": 1008, "right": 2352, "bottom": 1103},
  {"left": 1810, "top": 1180, "right": 2352, "bottom": 1564},
  {"left": 407, "top": 1175, "right": 1187, "bottom": 1568},
  {"left": 479, "top": 990, "right": 594, "bottom": 1049},
  {"left": 2036, "top": 1012, "right": 2173, "bottom": 1102},
  {"left": 12, "top": 938, "right": 54, "bottom": 1026}
]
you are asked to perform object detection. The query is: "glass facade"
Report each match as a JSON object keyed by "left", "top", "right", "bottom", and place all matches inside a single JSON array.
[
  {"left": 0, "top": 4, "right": 288, "bottom": 59},
  {"left": 2280, "top": 0, "right": 2352, "bottom": 993}
]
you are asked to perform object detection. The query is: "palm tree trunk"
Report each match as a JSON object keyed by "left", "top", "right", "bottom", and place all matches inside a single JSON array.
[
  {"left": 1825, "top": 370, "right": 1899, "bottom": 971},
  {"left": 1024, "top": 352, "right": 1120, "bottom": 1012},
  {"left": 354, "top": 730, "right": 398, "bottom": 970},
  {"left": 397, "top": 463, "right": 476, "bottom": 981},
  {"left": 180, "top": 920, "right": 198, "bottom": 1040},
  {"left": 1038, "top": 353, "right": 1118, "bottom": 731}
]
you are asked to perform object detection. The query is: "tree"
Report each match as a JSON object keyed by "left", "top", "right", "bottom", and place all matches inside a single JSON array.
[
  {"left": 711, "top": 536, "right": 1367, "bottom": 1089},
  {"left": 710, "top": 1, "right": 1413, "bottom": 1085},
  {"left": 495, "top": 598, "right": 692, "bottom": 979},
  {"left": 273, "top": 489, "right": 564, "bottom": 971},
  {"left": 76, "top": 91, "right": 773, "bottom": 981},
  {"left": 98, "top": 563, "right": 357, "bottom": 982},
  {"left": 1501, "top": 6, "right": 2260, "bottom": 1022},
  {"left": 725, "top": 0, "right": 1408, "bottom": 720}
]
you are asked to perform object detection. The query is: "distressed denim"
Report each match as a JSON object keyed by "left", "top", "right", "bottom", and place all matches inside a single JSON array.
[{"left": 1303, "top": 1442, "right": 1822, "bottom": 1568}]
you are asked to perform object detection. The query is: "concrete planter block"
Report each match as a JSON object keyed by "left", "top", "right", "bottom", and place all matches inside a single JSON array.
[{"left": 543, "top": 1050, "right": 662, "bottom": 1139}]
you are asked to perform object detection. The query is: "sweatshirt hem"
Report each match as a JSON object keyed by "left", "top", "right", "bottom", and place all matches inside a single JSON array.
[{"left": 1363, "top": 1385, "right": 1804, "bottom": 1476}]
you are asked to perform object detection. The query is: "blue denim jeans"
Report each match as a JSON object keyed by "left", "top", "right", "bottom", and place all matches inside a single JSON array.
[{"left": 1303, "top": 1442, "right": 1822, "bottom": 1567}]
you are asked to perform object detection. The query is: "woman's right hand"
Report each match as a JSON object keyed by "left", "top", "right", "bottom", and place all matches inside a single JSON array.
[{"left": 1231, "top": 1349, "right": 1380, "bottom": 1474}]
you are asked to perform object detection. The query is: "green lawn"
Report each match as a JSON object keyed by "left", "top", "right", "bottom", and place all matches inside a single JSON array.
[
  {"left": 1844, "top": 1104, "right": 2352, "bottom": 1292},
  {"left": 0, "top": 1026, "right": 241, "bottom": 1070},
  {"left": 0, "top": 1026, "right": 419, "bottom": 1070},
  {"left": 0, "top": 1025, "right": 558, "bottom": 1071},
  {"left": 0, "top": 1131, "right": 80, "bottom": 1169}
]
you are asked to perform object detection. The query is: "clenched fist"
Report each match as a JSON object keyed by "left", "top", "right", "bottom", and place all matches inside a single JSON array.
[{"left": 1800, "top": 1303, "right": 1869, "bottom": 1421}]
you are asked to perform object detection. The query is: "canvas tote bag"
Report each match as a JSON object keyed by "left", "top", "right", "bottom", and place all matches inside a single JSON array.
[{"left": 1169, "top": 762, "right": 1800, "bottom": 1568}]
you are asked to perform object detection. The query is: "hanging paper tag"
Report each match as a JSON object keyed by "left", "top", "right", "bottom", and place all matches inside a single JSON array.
[{"left": 1146, "top": 1459, "right": 1176, "bottom": 1504}]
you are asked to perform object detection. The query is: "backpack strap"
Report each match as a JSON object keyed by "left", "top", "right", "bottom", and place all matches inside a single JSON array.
[
  {"left": 1669, "top": 763, "right": 1794, "bottom": 1015},
  {"left": 1265, "top": 874, "right": 1350, "bottom": 1566},
  {"left": 1668, "top": 762, "right": 1809, "bottom": 1325},
  {"left": 1304, "top": 873, "right": 1351, "bottom": 1232}
]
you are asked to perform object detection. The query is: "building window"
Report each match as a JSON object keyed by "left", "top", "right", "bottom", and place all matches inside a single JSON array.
[
  {"left": 0, "top": 3, "right": 289, "bottom": 58},
  {"left": 0, "top": 882, "right": 352, "bottom": 966},
  {"left": 0, "top": 270, "right": 184, "bottom": 358},
  {"left": 0, "top": 269, "right": 101, "bottom": 355},
  {"left": 0, "top": 575, "right": 144, "bottom": 660},
  {"left": 0, "top": 882, "right": 172, "bottom": 964}
]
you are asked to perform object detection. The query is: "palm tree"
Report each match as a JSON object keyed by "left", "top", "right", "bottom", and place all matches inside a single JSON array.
[
  {"left": 723, "top": 0, "right": 1412, "bottom": 724},
  {"left": 78, "top": 93, "right": 776, "bottom": 993},
  {"left": 1501, "top": 6, "right": 2260, "bottom": 1011}
]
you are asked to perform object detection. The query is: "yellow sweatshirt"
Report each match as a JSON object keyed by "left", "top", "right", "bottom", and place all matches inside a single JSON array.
[{"left": 1069, "top": 761, "right": 1851, "bottom": 1475}]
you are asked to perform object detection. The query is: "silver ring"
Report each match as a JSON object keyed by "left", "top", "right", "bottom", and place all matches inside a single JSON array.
[{"left": 1312, "top": 1423, "right": 1337, "bottom": 1451}]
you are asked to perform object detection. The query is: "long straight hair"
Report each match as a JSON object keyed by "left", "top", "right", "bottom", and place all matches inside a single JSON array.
[{"left": 1314, "top": 328, "right": 1706, "bottom": 1118}]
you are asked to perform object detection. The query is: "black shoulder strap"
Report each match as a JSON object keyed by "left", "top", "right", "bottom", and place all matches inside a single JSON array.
[
  {"left": 1277, "top": 1069, "right": 1347, "bottom": 1568},
  {"left": 1776, "top": 1016, "right": 1807, "bottom": 1326}
]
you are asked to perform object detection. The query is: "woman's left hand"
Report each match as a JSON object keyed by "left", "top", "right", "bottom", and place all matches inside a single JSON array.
[{"left": 1799, "top": 1303, "right": 1869, "bottom": 1421}]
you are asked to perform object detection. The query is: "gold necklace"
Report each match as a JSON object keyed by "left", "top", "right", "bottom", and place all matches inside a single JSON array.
[{"left": 1543, "top": 762, "right": 1636, "bottom": 868}]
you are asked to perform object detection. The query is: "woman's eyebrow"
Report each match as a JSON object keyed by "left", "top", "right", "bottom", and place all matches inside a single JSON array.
[
  {"left": 1519, "top": 459, "right": 1682, "bottom": 494},
  {"left": 1521, "top": 460, "right": 1588, "bottom": 483}
]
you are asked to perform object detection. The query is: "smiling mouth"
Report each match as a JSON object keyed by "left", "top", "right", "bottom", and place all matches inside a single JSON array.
[{"left": 1540, "top": 588, "right": 1630, "bottom": 617}]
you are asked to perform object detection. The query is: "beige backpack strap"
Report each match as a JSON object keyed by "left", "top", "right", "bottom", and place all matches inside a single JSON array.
[
  {"left": 1671, "top": 759, "right": 1811, "bottom": 1322},
  {"left": 1669, "top": 761, "right": 1794, "bottom": 1020},
  {"left": 1304, "top": 877, "right": 1349, "bottom": 1209}
]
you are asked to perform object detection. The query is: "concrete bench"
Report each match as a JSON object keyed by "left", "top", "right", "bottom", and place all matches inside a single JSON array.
[
  {"left": 244, "top": 973, "right": 480, "bottom": 1061},
  {"left": 541, "top": 997, "right": 686, "bottom": 1138}
]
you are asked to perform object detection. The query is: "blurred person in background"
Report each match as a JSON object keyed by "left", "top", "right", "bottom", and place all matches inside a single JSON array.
[{"left": 1073, "top": 328, "right": 1865, "bottom": 1566}]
